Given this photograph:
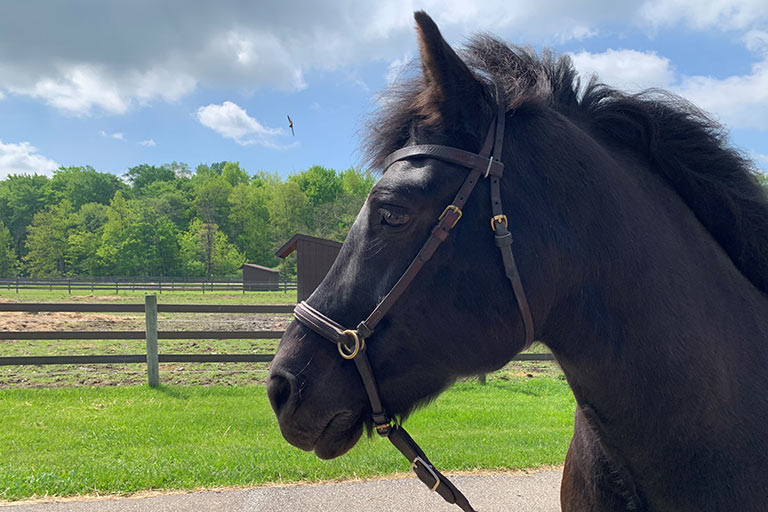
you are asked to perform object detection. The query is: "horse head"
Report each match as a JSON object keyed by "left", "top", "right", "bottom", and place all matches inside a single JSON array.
[{"left": 267, "top": 12, "right": 561, "bottom": 460}]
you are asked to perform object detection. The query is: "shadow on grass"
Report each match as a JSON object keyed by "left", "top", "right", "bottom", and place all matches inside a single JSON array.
[{"left": 149, "top": 384, "right": 188, "bottom": 399}]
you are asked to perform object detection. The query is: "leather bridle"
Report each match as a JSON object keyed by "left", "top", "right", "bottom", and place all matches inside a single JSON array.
[{"left": 292, "top": 96, "right": 534, "bottom": 512}]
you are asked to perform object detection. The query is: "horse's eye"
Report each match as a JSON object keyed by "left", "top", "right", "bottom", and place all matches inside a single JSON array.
[{"left": 380, "top": 208, "right": 411, "bottom": 227}]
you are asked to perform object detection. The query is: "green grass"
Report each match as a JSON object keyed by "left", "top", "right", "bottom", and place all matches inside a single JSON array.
[
  {"left": 0, "top": 378, "right": 574, "bottom": 501},
  {"left": 0, "top": 288, "right": 298, "bottom": 304}
]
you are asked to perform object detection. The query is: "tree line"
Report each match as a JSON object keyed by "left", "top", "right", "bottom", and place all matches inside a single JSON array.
[{"left": 0, "top": 162, "right": 376, "bottom": 278}]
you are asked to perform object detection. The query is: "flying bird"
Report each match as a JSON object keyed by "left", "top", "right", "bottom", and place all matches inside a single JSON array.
[{"left": 287, "top": 115, "right": 294, "bottom": 136}]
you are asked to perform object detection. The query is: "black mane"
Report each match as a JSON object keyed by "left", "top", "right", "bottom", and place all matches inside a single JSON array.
[{"left": 365, "top": 35, "right": 768, "bottom": 294}]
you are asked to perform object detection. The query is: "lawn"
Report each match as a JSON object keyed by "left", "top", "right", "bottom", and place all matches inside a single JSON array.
[
  {"left": 0, "top": 377, "right": 574, "bottom": 501},
  {"left": 0, "top": 288, "right": 298, "bottom": 304}
]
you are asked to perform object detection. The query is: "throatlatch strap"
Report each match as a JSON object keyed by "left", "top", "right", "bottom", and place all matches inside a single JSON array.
[{"left": 488, "top": 98, "right": 535, "bottom": 348}]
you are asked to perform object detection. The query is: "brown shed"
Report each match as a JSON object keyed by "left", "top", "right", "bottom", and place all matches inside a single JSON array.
[
  {"left": 275, "top": 234, "right": 342, "bottom": 301},
  {"left": 240, "top": 263, "right": 280, "bottom": 291}
]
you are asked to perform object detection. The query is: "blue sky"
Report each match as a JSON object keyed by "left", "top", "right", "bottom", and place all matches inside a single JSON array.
[{"left": 0, "top": 1, "right": 766, "bottom": 179}]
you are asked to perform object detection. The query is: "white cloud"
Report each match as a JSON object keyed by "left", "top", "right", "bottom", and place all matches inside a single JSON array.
[
  {"left": 750, "top": 151, "right": 768, "bottom": 166},
  {"left": 0, "top": 1, "right": 766, "bottom": 121},
  {"left": 674, "top": 58, "right": 768, "bottom": 129},
  {"left": 138, "top": 139, "right": 156, "bottom": 147},
  {"left": 99, "top": 130, "right": 126, "bottom": 141},
  {"left": 569, "top": 45, "right": 768, "bottom": 130},
  {"left": 386, "top": 55, "right": 413, "bottom": 86},
  {"left": 8, "top": 64, "right": 196, "bottom": 117},
  {"left": 196, "top": 101, "right": 284, "bottom": 147},
  {"left": 744, "top": 30, "right": 768, "bottom": 55},
  {"left": 672, "top": 30, "right": 768, "bottom": 130},
  {"left": 570, "top": 49, "right": 676, "bottom": 91},
  {"left": 0, "top": 90, "right": 4, "bottom": 100},
  {"left": 0, "top": 140, "right": 59, "bottom": 178},
  {"left": 639, "top": 0, "right": 768, "bottom": 30},
  {"left": 747, "top": 152, "right": 768, "bottom": 173},
  {"left": 0, "top": 1, "right": 645, "bottom": 116}
]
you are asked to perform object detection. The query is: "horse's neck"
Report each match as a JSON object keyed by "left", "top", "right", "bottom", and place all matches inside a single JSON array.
[
  {"left": 550, "top": 262, "right": 768, "bottom": 420},
  {"left": 542, "top": 167, "right": 768, "bottom": 481},
  {"left": 543, "top": 153, "right": 768, "bottom": 407}
]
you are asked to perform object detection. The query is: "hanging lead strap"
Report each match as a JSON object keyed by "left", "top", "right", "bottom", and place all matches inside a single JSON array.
[{"left": 294, "top": 302, "right": 477, "bottom": 512}]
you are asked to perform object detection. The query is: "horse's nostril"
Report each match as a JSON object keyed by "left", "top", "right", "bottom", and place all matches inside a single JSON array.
[{"left": 267, "top": 372, "right": 295, "bottom": 416}]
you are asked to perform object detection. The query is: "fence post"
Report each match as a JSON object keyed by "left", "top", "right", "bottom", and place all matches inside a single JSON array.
[
  {"left": 145, "top": 294, "right": 160, "bottom": 387},
  {"left": 478, "top": 374, "right": 487, "bottom": 385}
]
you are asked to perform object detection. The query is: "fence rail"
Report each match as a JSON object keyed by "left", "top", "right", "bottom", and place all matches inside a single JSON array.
[
  {"left": 0, "top": 277, "right": 297, "bottom": 293},
  {"left": 0, "top": 298, "right": 555, "bottom": 387},
  {"left": 0, "top": 303, "right": 295, "bottom": 313}
]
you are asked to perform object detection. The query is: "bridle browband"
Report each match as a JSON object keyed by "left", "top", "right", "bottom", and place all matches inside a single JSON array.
[{"left": 293, "top": 97, "right": 534, "bottom": 512}]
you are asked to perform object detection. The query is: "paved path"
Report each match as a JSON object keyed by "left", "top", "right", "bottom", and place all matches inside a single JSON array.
[{"left": 2, "top": 470, "right": 562, "bottom": 512}]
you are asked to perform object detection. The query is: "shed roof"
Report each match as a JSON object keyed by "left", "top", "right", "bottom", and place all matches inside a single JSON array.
[
  {"left": 275, "top": 233, "right": 343, "bottom": 258},
  {"left": 240, "top": 263, "right": 280, "bottom": 273}
]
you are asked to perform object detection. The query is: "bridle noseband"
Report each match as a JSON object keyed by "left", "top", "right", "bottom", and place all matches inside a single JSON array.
[{"left": 292, "top": 98, "right": 534, "bottom": 512}]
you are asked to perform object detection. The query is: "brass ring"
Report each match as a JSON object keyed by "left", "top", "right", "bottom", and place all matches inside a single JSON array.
[{"left": 338, "top": 329, "right": 364, "bottom": 359}]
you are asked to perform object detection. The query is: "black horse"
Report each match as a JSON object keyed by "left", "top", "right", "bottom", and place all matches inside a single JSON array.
[{"left": 268, "top": 11, "right": 768, "bottom": 511}]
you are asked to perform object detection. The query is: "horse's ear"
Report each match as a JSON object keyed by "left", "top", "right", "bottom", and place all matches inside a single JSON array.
[{"left": 413, "top": 11, "right": 485, "bottom": 122}]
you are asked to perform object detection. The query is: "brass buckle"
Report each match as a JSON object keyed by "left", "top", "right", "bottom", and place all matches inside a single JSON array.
[
  {"left": 490, "top": 214, "right": 508, "bottom": 231},
  {"left": 338, "top": 329, "right": 364, "bottom": 359},
  {"left": 374, "top": 422, "right": 393, "bottom": 436},
  {"left": 411, "top": 456, "right": 441, "bottom": 492},
  {"left": 438, "top": 205, "right": 462, "bottom": 228}
]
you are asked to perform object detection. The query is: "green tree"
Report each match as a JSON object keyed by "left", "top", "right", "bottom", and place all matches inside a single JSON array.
[
  {"left": 289, "top": 165, "right": 341, "bottom": 206},
  {"left": 193, "top": 175, "right": 232, "bottom": 228},
  {"left": 0, "top": 220, "right": 18, "bottom": 277},
  {"left": 140, "top": 180, "right": 195, "bottom": 231},
  {"left": 0, "top": 163, "right": 374, "bottom": 278},
  {"left": 66, "top": 202, "right": 109, "bottom": 275},
  {"left": 312, "top": 168, "right": 375, "bottom": 240},
  {"left": 267, "top": 180, "right": 311, "bottom": 247},
  {"left": 179, "top": 219, "right": 245, "bottom": 277},
  {"left": 97, "top": 193, "right": 181, "bottom": 276},
  {"left": 755, "top": 171, "right": 768, "bottom": 190},
  {"left": 221, "top": 162, "right": 250, "bottom": 187},
  {"left": 24, "top": 201, "right": 77, "bottom": 276},
  {"left": 339, "top": 167, "right": 376, "bottom": 198},
  {"left": 228, "top": 181, "right": 275, "bottom": 266},
  {"left": 164, "top": 161, "right": 192, "bottom": 179},
  {"left": 125, "top": 164, "right": 176, "bottom": 192},
  {"left": 49, "top": 166, "right": 125, "bottom": 209},
  {"left": 0, "top": 174, "right": 51, "bottom": 257},
  {"left": 195, "top": 161, "right": 228, "bottom": 179}
]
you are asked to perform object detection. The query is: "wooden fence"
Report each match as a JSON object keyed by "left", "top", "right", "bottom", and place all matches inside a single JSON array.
[
  {"left": 0, "top": 298, "right": 555, "bottom": 387},
  {"left": 0, "top": 277, "right": 297, "bottom": 294}
]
